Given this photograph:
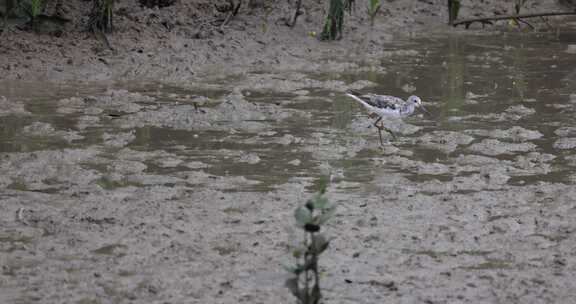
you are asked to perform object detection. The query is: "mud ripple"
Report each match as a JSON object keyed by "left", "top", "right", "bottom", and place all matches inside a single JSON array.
[{"left": 468, "top": 139, "right": 537, "bottom": 156}]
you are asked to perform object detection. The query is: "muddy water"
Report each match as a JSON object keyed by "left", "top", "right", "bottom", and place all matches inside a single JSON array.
[
  {"left": 2, "top": 31, "right": 576, "bottom": 303},
  {"left": 330, "top": 31, "right": 576, "bottom": 186},
  {"left": 3, "top": 33, "right": 575, "bottom": 187}
]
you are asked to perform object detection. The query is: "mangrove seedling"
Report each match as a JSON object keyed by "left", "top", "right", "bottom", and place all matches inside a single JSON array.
[
  {"left": 319, "top": 0, "right": 354, "bottom": 40},
  {"left": 285, "top": 185, "right": 336, "bottom": 304}
]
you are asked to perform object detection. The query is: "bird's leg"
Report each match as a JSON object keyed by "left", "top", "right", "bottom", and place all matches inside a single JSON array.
[
  {"left": 372, "top": 116, "right": 384, "bottom": 146},
  {"left": 379, "top": 119, "right": 397, "bottom": 141},
  {"left": 367, "top": 112, "right": 378, "bottom": 128},
  {"left": 377, "top": 128, "right": 384, "bottom": 146},
  {"left": 372, "top": 116, "right": 383, "bottom": 128},
  {"left": 372, "top": 116, "right": 397, "bottom": 145}
]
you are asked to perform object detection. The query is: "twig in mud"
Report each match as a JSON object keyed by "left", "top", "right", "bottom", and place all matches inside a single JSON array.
[
  {"left": 220, "top": 0, "right": 242, "bottom": 30},
  {"left": 87, "top": 0, "right": 115, "bottom": 51},
  {"left": 452, "top": 11, "right": 576, "bottom": 28},
  {"left": 287, "top": 0, "right": 302, "bottom": 27},
  {"left": 93, "top": 26, "right": 115, "bottom": 51},
  {"left": 513, "top": 17, "right": 535, "bottom": 30}
]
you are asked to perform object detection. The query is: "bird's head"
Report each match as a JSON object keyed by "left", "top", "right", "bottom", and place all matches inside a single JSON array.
[
  {"left": 407, "top": 95, "right": 431, "bottom": 116},
  {"left": 407, "top": 95, "right": 422, "bottom": 106}
]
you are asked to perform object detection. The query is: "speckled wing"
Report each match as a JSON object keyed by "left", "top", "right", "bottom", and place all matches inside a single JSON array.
[{"left": 367, "top": 94, "right": 404, "bottom": 111}]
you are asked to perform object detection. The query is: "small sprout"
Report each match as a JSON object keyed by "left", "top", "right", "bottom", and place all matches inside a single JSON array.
[{"left": 285, "top": 178, "right": 337, "bottom": 304}]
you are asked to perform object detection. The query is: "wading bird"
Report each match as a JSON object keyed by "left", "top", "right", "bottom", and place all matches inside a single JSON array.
[{"left": 345, "top": 90, "right": 430, "bottom": 145}]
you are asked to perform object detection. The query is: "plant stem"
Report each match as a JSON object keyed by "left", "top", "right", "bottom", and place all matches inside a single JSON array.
[
  {"left": 304, "top": 231, "right": 310, "bottom": 303},
  {"left": 289, "top": 0, "right": 302, "bottom": 27},
  {"left": 312, "top": 253, "right": 320, "bottom": 303}
]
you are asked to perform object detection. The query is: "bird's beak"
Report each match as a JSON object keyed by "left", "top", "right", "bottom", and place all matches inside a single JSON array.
[{"left": 419, "top": 105, "right": 432, "bottom": 117}]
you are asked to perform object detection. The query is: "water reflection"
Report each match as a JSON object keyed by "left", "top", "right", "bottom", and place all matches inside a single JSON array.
[{"left": 441, "top": 36, "right": 466, "bottom": 117}]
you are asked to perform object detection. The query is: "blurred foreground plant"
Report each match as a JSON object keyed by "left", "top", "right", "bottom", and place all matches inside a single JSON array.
[
  {"left": 320, "top": 0, "right": 354, "bottom": 40},
  {"left": 27, "top": 0, "right": 42, "bottom": 26},
  {"left": 285, "top": 181, "right": 336, "bottom": 304},
  {"left": 2, "top": 0, "right": 72, "bottom": 34},
  {"left": 5, "top": 0, "right": 44, "bottom": 30},
  {"left": 87, "top": 0, "right": 114, "bottom": 50},
  {"left": 368, "top": 0, "right": 380, "bottom": 26},
  {"left": 448, "top": 0, "right": 460, "bottom": 25},
  {"left": 89, "top": 0, "right": 114, "bottom": 33}
]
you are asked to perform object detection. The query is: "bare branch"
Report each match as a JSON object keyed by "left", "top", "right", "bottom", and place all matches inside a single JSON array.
[
  {"left": 452, "top": 11, "right": 576, "bottom": 27},
  {"left": 288, "top": 0, "right": 302, "bottom": 27}
]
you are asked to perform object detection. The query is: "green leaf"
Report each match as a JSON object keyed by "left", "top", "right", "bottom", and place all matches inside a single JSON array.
[
  {"left": 292, "top": 247, "right": 304, "bottom": 258},
  {"left": 316, "top": 205, "right": 336, "bottom": 225},
  {"left": 311, "top": 233, "right": 331, "bottom": 255},
  {"left": 310, "top": 194, "right": 329, "bottom": 210},
  {"left": 284, "top": 264, "right": 305, "bottom": 274},
  {"left": 369, "top": 0, "right": 380, "bottom": 16},
  {"left": 30, "top": 0, "right": 42, "bottom": 18},
  {"left": 285, "top": 277, "right": 300, "bottom": 299},
  {"left": 317, "top": 175, "right": 329, "bottom": 194},
  {"left": 294, "top": 206, "right": 312, "bottom": 227}
]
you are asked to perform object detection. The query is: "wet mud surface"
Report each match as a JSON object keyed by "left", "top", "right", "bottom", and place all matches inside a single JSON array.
[{"left": 2, "top": 1, "right": 576, "bottom": 304}]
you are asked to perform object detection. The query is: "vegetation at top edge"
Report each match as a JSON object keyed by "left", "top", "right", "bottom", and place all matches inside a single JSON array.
[
  {"left": 448, "top": 0, "right": 461, "bottom": 25},
  {"left": 319, "top": 0, "right": 354, "bottom": 40},
  {"left": 0, "top": 1, "right": 569, "bottom": 42}
]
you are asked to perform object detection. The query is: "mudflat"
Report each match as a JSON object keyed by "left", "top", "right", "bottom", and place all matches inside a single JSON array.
[{"left": 1, "top": 1, "right": 576, "bottom": 303}]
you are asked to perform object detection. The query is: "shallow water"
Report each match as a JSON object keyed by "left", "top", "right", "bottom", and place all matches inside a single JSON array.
[{"left": 1, "top": 31, "right": 576, "bottom": 191}]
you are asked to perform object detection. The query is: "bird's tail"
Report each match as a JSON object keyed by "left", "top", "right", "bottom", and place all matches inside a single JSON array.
[
  {"left": 345, "top": 89, "right": 363, "bottom": 97},
  {"left": 345, "top": 89, "right": 374, "bottom": 112}
]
